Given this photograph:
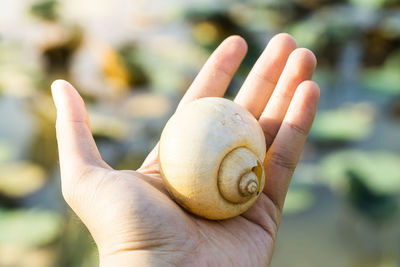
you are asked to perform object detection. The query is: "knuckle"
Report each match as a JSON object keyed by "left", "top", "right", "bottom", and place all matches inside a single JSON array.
[
  {"left": 268, "top": 150, "right": 296, "bottom": 172},
  {"left": 287, "top": 121, "right": 308, "bottom": 136},
  {"left": 253, "top": 70, "right": 278, "bottom": 87},
  {"left": 212, "top": 63, "right": 234, "bottom": 79},
  {"left": 276, "top": 87, "right": 294, "bottom": 100}
]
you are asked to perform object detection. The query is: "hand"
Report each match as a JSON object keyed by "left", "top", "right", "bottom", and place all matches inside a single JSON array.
[{"left": 52, "top": 33, "right": 319, "bottom": 266}]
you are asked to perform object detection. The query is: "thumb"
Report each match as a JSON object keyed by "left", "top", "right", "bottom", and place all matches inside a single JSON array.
[{"left": 51, "top": 80, "right": 110, "bottom": 204}]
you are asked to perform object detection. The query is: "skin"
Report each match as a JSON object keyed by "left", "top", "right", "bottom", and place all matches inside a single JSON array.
[{"left": 52, "top": 33, "right": 320, "bottom": 266}]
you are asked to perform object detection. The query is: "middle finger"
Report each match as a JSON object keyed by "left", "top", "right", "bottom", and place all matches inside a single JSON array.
[{"left": 234, "top": 33, "right": 297, "bottom": 119}]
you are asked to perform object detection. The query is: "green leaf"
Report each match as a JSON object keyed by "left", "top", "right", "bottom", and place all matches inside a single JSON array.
[
  {"left": 88, "top": 111, "right": 130, "bottom": 140},
  {"left": 320, "top": 150, "right": 400, "bottom": 195},
  {"left": 363, "top": 68, "right": 400, "bottom": 95},
  {"left": 0, "top": 42, "right": 43, "bottom": 97},
  {"left": 362, "top": 51, "right": 400, "bottom": 95},
  {"left": 0, "top": 161, "right": 47, "bottom": 198},
  {"left": 29, "top": 0, "right": 59, "bottom": 21},
  {"left": 350, "top": 0, "right": 396, "bottom": 9},
  {"left": 310, "top": 103, "right": 375, "bottom": 143}
]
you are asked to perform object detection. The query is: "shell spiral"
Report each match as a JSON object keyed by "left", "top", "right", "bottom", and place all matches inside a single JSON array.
[{"left": 159, "top": 97, "right": 266, "bottom": 220}]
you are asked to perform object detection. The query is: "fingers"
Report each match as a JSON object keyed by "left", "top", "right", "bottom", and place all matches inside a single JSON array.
[
  {"left": 260, "top": 48, "right": 317, "bottom": 148},
  {"left": 177, "top": 35, "right": 247, "bottom": 110},
  {"left": 52, "top": 80, "right": 109, "bottom": 189},
  {"left": 263, "top": 81, "right": 320, "bottom": 212},
  {"left": 234, "top": 33, "right": 297, "bottom": 118}
]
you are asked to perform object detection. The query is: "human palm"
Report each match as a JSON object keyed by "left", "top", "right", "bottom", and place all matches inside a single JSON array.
[{"left": 52, "top": 33, "right": 319, "bottom": 266}]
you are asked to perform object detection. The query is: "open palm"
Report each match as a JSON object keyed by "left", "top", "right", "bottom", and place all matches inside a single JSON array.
[{"left": 52, "top": 33, "right": 319, "bottom": 266}]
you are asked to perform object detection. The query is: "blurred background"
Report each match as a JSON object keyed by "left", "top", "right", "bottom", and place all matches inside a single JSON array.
[{"left": 1, "top": 0, "right": 400, "bottom": 266}]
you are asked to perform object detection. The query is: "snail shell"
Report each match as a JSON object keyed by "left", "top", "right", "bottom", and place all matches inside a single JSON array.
[{"left": 159, "top": 97, "right": 266, "bottom": 220}]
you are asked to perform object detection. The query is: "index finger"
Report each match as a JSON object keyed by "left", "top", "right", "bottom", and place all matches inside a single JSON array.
[
  {"left": 52, "top": 80, "right": 110, "bottom": 189},
  {"left": 177, "top": 35, "right": 247, "bottom": 110}
]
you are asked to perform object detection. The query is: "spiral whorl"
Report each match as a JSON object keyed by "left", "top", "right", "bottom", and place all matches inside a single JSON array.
[
  {"left": 218, "top": 147, "right": 264, "bottom": 204},
  {"left": 239, "top": 172, "right": 259, "bottom": 196}
]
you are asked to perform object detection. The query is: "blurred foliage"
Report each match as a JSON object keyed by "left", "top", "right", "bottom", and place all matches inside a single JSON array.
[
  {"left": 89, "top": 112, "right": 130, "bottom": 141},
  {"left": 29, "top": 0, "right": 59, "bottom": 21},
  {"left": 321, "top": 150, "right": 400, "bottom": 195},
  {"left": 118, "top": 44, "right": 150, "bottom": 88},
  {"left": 40, "top": 24, "right": 83, "bottom": 78},
  {"left": 27, "top": 94, "right": 59, "bottom": 170},
  {"left": 0, "top": 142, "right": 13, "bottom": 163},
  {"left": 283, "top": 187, "right": 315, "bottom": 215},
  {"left": 0, "top": 161, "right": 46, "bottom": 198},
  {"left": 351, "top": 0, "right": 400, "bottom": 9},
  {"left": 0, "top": 42, "right": 43, "bottom": 97},
  {"left": 310, "top": 103, "right": 375, "bottom": 143},
  {"left": 0, "top": 209, "right": 62, "bottom": 247},
  {"left": 363, "top": 51, "right": 400, "bottom": 95},
  {"left": 288, "top": 6, "right": 355, "bottom": 67},
  {"left": 185, "top": 9, "right": 261, "bottom": 95},
  {"left": 321, "top": 150, "right": 400, "bottom": 221},
  {"left": 57, "top": 217, "right": 98, "bottom": 267},
  {"left": 346, "top": 170, "right": 398, "bottom": 221}
]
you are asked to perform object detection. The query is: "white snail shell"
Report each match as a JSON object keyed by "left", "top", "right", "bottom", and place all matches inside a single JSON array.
[{"left": 159, "top": 97, "right": 266, "bottom": 220}]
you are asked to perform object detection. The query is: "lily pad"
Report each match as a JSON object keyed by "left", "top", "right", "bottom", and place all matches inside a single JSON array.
[
  {"left": 288, "top": 6, "right": 359, "bottom": 51},
  {"left": 0, "top": 161, "right": 47, "bottom": 198},
  {"left": 0, "top": 43, "right": 43, "bottom": 98},
  {"left": 362, "top": 52, "right": 400, "bottom": 95},
  {"left": 350, "top": 0, "right": 395, "bottom": 9},
  {"left": 283, "top": 188, "right": 314, "bottom": 215},
  {"left": 88, "top": 112, "right": 130, "bottom": 141},
  {"left": 0, "top": 209, "right": 62, "bottom": 247},
  {"left": 320, "top": 150, "right": 400, "bottom": 195},
  {"left": 121, "top": 93, "right": 172, "bottom": 119},
  {"left": 363, "top": 68, "right": 400, "bottom": 95},
  {"left": 310, "top": 103, "right": 375, "bottom": 143},
  {"left": 0, "top": 245, "right": 56, "bottom": 267}
]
